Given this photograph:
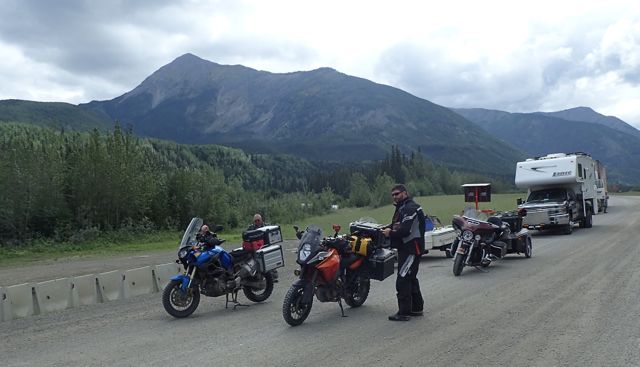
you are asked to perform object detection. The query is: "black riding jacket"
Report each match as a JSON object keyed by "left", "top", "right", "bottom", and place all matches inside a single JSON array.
[{"left": 389, "top": 197, "right": 426, "bottom": 255}]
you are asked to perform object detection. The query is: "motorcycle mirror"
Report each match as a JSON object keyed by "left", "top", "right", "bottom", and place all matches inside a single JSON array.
[
  {"left": 293, "top": 225, "right": 299, "bottom": 232},
  {"left": 213, "top": 225, "right": 223, "bottom": 232}
]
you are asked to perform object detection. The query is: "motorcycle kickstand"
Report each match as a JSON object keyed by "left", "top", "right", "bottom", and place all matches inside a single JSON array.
[
  {"left": 474, "top": 266, "right": 490, "bottom": 273},
  {"left": 337, "top": 298, "right": 347, "bottom": 317},
  {"left": 225, "top": 289, "right": 249, "bottom": 310}
]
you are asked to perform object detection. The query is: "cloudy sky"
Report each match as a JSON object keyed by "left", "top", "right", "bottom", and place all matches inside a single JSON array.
[{"left": 2, "top": 0, "right": 640, "bottom": 128}]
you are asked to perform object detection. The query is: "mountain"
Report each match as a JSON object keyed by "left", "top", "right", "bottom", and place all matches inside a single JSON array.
[
  {"left": 80, "top": 53, "right": 524, "bottom": 175},
  {"left": 0, "top": 99, "right": 110, "bottom": 131},
  {"left": 539, "top": 107, "right": 640, "bottom": 139},
  {"left": 452, "top": 108, "right": 640, "bottom": 185}
]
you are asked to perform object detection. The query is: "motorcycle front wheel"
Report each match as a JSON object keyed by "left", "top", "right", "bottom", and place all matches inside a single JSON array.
[
  {"left": 282, "top": 284, "right": 313, "bottom": 326},
  {"left": 162, "top": 280, "right": 200, "bottom": 318},
  {"left": 453, "top": 253, "right": 466, "bottom": 276},
  {"left": 243, "top": 271, "right": 274, "bottom": 302},
  {"left": 343, "top": 275, "right": 370, "bottom": 307}
]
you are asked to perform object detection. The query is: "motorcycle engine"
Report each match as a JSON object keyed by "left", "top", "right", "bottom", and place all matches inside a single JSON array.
[
  {"left": 201, "top": 277, "right": 226, "bottom": 297},
  {"left": 315, "top": 285, "right": 338, "bottom": 302}
]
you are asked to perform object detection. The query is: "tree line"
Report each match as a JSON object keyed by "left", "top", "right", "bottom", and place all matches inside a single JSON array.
[{"left": 0, "top": 123, "right": 512, "bottom": 245}]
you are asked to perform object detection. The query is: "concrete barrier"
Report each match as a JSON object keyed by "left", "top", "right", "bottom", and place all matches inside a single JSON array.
[
  {"left": 97, "top": 270, "right": 123, "bottom": 302},
  {"left": 34, "top": 278, "right": 73, "bottom": 314},
  {"left": 6, "top": 283, "right": 35, "bottom": 319},
  {"left": 71, "top": 274, "right": 99, "bottom": 307},
  {"left": 122, "top": 266, "right": 154, "bottom": 298},
  {"left": 1, "top": 287, "right": 7, "bottom": 322},
  {"left": 153, "top": 263, "right": 182, "bottom": 292}
]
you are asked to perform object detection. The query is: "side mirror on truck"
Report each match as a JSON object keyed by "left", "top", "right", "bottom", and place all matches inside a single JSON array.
[{"left": 517, "top": 198, "right": 523, "bottom": 205}]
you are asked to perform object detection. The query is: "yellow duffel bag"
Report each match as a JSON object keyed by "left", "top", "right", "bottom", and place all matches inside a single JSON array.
[{"left": 349, "top": 235, "right": 373, "bottom": 257}]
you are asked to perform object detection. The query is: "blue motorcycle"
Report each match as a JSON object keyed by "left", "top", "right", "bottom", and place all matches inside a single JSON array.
[{"left": 163, "top": 217, "right": 284, "bottom": 318}]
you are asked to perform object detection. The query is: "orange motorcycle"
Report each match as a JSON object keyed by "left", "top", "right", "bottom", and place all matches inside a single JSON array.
[{"left": 282, "top": 223, "right": 394, "bottom": 326}]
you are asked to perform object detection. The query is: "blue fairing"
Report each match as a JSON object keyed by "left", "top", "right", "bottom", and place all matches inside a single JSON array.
[{"left": 196, "top": 247, "right": 233, "bottom": 270}]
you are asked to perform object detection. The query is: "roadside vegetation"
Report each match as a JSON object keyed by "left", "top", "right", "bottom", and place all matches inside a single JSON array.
[{"left": 0, "top": 193, "right": 525, "bottom": 266}]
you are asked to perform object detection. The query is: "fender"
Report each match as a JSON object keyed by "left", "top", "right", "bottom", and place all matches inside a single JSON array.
[
  {"left": 292, "top": 279, "right": 315, "bottom": 304},
  {"left": 170, "top": 274, "right": 191, "bottom": 292}
]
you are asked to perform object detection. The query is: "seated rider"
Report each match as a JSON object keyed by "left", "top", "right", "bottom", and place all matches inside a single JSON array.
[{"left": 196, "top": 224, "right": 219, "bottom": 249}]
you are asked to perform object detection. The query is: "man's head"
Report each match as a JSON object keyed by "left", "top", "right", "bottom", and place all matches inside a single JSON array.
[
  {"left": 390, "top": 184, "right": 409, "bottom": 204},
  {"left": 200, "top": 224, "right": 210, "bottom": 233},
  {"left": 253, "top": 214, "right": 264, "bottom": 227}
]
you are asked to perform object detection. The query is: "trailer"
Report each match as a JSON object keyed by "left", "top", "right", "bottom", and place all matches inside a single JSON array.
[{"left": 515, "top": 152, "right": 602, "bottom": 234}]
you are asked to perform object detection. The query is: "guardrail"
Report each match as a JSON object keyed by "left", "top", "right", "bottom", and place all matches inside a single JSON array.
[{"left": 0, "top": 263, "right": 181, "bottom": 322}]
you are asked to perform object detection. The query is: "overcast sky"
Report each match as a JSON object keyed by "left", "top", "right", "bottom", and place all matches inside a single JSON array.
[{"left": 2, "top": 0, "right": 640, "bottom": 128}]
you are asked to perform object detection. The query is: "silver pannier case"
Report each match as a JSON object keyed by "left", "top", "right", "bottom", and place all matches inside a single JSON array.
[{"left": 255, "top": 244, "right": 285, "bottom": 272}]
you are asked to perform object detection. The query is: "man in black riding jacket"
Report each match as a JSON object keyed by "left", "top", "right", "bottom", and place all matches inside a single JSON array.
[{"left": 382, "top": 184, "right": 426, "bottom": 321}]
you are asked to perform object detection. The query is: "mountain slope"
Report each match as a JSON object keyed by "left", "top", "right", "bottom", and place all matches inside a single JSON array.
[
  {"left": 0, "top": 99, "right": 111, "bottom": 131},
  {"left": 453, "top": 108, "right": 640, "bottom": 184},
  {"left": 82, "top": 53, "right": 524, "bottom": 174},
  {"left": 540, "top": 107, "right": 640, "bottom": 139}
]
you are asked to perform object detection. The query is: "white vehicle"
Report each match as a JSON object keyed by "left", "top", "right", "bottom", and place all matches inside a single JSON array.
[
  {"left": 423, "top": 216, "right": 457, "bottom": 257},
  {"left": 515, "top": 152, "right": 604, "bottom": 234}
]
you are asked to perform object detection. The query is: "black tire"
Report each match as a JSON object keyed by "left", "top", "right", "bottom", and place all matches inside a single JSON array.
[
  {"left": 242, "top": 271, "right": 274, "bottom": 303},
  {"left": 447, "top": 239, "right": 458, "bottom": 258},
  {"left": 162, "top": 280, "right": 200, "bottom": 318},
  {"left": 343, "top": 275, "right": 370, "bottom": 308},
  {"left": 524, "top": 237, "right": 532, "bottom": 258},
  {"left": 453, "top": 253, "right": 465, "bottom": 276},
  {"left": 282, "top": 285, "right": 313, "bottom": 326},
  {"left": 563, "top": 215, "right": 573, "bottom": 235},
  {"left": 584, "top": 211, "right": 593, "bottom": 228}
]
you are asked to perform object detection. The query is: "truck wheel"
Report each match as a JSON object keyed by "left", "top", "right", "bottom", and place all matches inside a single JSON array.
[
  {"left": 524, "top": 237, "right": 532, "bottom": 258},
  {"left": 584, "top": 211, "right": 593, "bottom": 228}
]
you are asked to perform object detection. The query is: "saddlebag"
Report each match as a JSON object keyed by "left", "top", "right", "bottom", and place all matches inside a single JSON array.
[
  {"left": 242, "top": 225, "right": 283, "bottom": 251},
  {"left": 349, "top": 235, "right": 373, "bottom": 257},
  {"left": 255, "top": 244, "right": 285, "bottom": 273},
  {"left": 368, "top": 248, "right": 396, "bottom": 281},
  {"left": 349, "top": 221, "right": 387, "bottom": 248}
]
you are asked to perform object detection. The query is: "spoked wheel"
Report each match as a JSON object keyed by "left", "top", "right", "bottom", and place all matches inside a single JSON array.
[
  {"left": 282, "top": 285, "right": 313, "bottom": 326},
  {"left": 453, "top": 253, "right": 466, "bottom": 276},
  {"left": 343, "top": 275, "right": 370, "bottom": 307},
  {"left": 524, "top": 237, "right": 532, "bottom": 258},
  {"left": 242, "top": 271, "right": 274, "bottom": 302},
  {"left": 162, "top": 280, "right": 200, "bottom": 318}
]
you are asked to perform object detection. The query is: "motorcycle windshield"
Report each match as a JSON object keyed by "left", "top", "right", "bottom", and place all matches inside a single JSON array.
[
  {"left": 179, "top": 217, "right": 203, "bottom": 250},
  {"left": 298, "top": 225, "right": 323, "bottom": 254}
]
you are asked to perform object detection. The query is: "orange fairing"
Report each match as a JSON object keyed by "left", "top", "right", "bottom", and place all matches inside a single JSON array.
[{"left": 317, "top": 248, "right": 340, "bottom": 282}]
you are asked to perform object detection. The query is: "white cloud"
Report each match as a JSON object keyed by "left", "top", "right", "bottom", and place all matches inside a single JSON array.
[{"left": 0, "top": 0, "right": 640, "bottom": 128}]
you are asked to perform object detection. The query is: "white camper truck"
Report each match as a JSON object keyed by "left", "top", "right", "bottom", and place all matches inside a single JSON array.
[{"left": 515, "top": 152, "right": 601, "bottom": 235}]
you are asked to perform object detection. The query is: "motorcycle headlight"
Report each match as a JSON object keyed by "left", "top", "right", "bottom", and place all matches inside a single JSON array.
[
  {"left": 178, "top": 248, "right": 189, "bottom": 259},
  {"left": 462, "top": 230, "right": 474, "bottom": 241},
  {"left": 298, "top": 243, "right": 311, "bottom": 261}
]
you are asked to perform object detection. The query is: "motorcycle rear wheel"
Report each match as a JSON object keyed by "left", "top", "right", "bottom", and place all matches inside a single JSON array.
[
  {"left": 242, "top": 271, "right": 274, "bottom": 302},
  {"left": 282, "top": 285, "right": 313, "bottom": 326},
  {"left": 343, "top": 275, "right": 370, "bottom": 308},
  {"left": 453, "top": 253, "right": 465, "bottom": 276},
  {"left": 162, "top": 280, "right": 200, "bottom": 318}
]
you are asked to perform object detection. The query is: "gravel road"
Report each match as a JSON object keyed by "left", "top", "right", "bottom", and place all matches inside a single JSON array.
[{"left": 1, "top": 195, "right": 639, "bottom": 367}]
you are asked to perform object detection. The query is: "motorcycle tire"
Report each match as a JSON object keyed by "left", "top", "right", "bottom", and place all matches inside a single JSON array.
[
  {"left": 282, "top": 285, "right": 313, "bottom": 326},
  {"left": 524, "top": 237, "right": 532, "bottom": 258},
  {"left": 242, "top": 271, "right": 274, "bottom": 303},
  {"left": 453, "top": 253, "right": 465, "bottom": 276},
  {"left": 162, "top": 280, "right": 200, "bottom": 318},
  {"left": 343, "top": 275, "right": 370, "bottom": 308}
]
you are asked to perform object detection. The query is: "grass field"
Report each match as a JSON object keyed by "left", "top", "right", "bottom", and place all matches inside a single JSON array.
[{"left": 0, "top": 192, "right": 526, "bottom": 266}]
